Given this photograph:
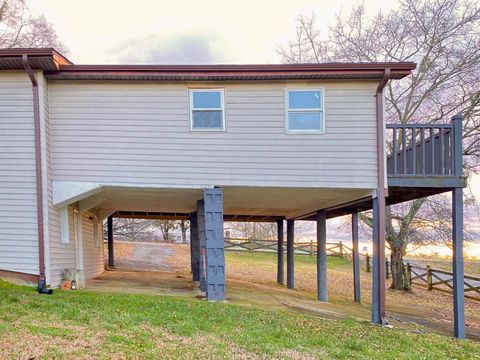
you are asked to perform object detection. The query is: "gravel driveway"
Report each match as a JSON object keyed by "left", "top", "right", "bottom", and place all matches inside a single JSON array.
[{"left": 115, "top": 242, "right": 178, "bottom": 272}]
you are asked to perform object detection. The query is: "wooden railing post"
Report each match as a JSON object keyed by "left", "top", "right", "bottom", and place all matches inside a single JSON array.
[
  {"left": 339, "top": 241, "right": 344, "bottom": 258},
  {"left": 310, "top": 240, "right": 314, "bottom": 256},
  {"left": 427, "top": 265, "right": 433, "bottom": 290},
  {"left": 366, "top": 253, "right": 371, "bottom": 273},
  {"left": 248, "top": 238, "right": 253, "bottom": 253}
]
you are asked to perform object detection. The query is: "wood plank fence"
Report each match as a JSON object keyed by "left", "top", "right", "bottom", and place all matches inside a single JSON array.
[
  {"left": 224, "top": 237, "right": 352, "bottom": 258},
  {"left": 406, "top": 263, "right": 480, "bottom": 300}
]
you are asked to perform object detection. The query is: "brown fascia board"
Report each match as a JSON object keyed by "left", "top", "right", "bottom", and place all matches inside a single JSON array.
[
  {"left": 0, "top": 48, "right": 72, "bottom": 70},
  {"left": 46, "top": 62, "right": 416, "bottom": 80}
]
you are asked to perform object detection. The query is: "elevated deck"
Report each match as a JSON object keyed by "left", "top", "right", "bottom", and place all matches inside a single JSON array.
[{"left": 300, "top": 116, "right": 465, "bottom": 220}]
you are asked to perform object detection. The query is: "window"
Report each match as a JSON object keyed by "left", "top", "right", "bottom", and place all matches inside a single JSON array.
[
  {"left": 286, "top": 89, "right": 324, "bottom": 133},
  {"left": 60, "top": 207, "right": 70, "bottom": 244},
  {"left": 190, "top": 89, "right": 225, "bottom": 131}
]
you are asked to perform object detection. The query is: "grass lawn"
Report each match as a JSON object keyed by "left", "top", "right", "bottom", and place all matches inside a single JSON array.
[{"left": 1, "top": 280, "right": 479, "bottom": 359}]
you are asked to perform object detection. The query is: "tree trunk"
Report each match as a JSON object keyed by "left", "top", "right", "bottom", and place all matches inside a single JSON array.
[
  {"left": 181, "top": 227, "right": 187, "bottom": 243},
  {"left": 390, "top": 249, "right": 409, "bottom": 290}
]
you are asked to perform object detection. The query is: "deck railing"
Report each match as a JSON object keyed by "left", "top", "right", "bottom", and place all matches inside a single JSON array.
[
  {"left": 387, "top": 124, "right": 454, "bottom": 176},
  {"left": 386, "top": 116, "right": 462, "bottom": 177}
]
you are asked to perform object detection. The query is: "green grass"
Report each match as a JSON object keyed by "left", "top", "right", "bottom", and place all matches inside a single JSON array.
[{"left": 0, "top": 281, "right": 479, "bottom": 359}]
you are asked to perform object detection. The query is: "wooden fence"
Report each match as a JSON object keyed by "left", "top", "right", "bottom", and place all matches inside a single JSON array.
[
  {"left": 407, "top": 263, "right": 480, "bottom": 300},
  {"left": 224, "top": 238, "right": 352, "bottom": 258}
]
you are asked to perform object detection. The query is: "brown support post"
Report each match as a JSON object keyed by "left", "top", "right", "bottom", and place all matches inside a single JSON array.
[
  {"left": 276, "top": 219, "right": 284, "bottom": 285},
  {"left": 286, "top": 219, "right": 295, "bottom": 289},
  {"left": 107, "top": 216, "right": 114, "bottom": 268}
]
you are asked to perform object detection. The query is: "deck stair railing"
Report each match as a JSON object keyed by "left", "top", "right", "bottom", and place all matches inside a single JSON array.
[{"left": 386, "top": 123, "right": 458, "bottom": 176}]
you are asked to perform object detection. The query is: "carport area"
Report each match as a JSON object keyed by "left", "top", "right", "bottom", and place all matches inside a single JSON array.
[{"left": 53, "top": 181, "right": 374, "bottom": 301}]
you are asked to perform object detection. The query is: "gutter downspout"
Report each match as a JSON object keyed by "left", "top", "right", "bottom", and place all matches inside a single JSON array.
[
  {"left": 22, "top": 54, "right": 52, "bottom": 294},
  {"left": 374, "top": 68, "right": 390, "bottom": 324}
]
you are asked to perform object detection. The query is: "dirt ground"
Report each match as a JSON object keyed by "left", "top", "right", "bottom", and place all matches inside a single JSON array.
[{"left": 97, "top": 241, "right": 480, "bottom": 340}]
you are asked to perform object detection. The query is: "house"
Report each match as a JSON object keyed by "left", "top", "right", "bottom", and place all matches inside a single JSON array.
[{"left": 0, "top": 48, "right": 466, "bottom": 338}]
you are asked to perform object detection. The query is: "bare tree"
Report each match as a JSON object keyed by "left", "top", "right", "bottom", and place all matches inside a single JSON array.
[
  {"left": 0, "top": 0, "right": 66, "bottom": 51},
  {"left": 227, "top": 222, "right": 277, "bottom": 240},
  {"left": 179, "top": 220, "right": 190, "bottom": 243},
  {"left": 103, "top": 218, "right": 155, "bottom": 242},
  {"left": 156, "top": 220, "right": 178, "bottom": 242},
  {"left": 279, "top": 0, "right": 480, "bottom": 290}
]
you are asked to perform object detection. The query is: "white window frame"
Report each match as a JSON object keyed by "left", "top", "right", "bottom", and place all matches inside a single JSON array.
[
  {"left": 189, "top": 88, "right": 226, "bottom": 132},
  {"left": 60, "top": 207, "right": 70, "bottom": 245},
  {"left": 285, "top": 87, "right": 325, "bottom": 134}
]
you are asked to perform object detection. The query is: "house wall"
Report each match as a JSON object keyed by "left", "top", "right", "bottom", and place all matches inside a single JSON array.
[
  {"left": 48, "top": 81, "right": 378, "bottom": 189},
  {"left": 0, "top": 71, "right": 38, "bottom": 275},
  {"left": 81, "top": 212, "right": 104, "bottom": 280}
]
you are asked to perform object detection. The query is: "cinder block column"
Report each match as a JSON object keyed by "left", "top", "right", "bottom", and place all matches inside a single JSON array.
[
  {"left": 190, "top": 212, "right": 200, "bottom": 282},
  {"left": 316, "top": 210, "right": 328, "bottom": 302},
  {"left": 286, "top": 219, "right": 295, "bottom": 289},
  {"left": 203, "top": 188, "right": 226, "bottom": 301},
  {"left": 196, "top": 200, "right": 207, "bottom": 292}
]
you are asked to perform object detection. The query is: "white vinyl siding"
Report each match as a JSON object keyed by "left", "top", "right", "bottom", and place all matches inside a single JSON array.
[
  {"left": 81, "top": 212, "right": 104, "bottom": 280},
  {"left": 0, "top": 72, "right": 39, "bottom": 275},
  {"left": 48, "top": 81, "right": 378, "bottom": 189}
]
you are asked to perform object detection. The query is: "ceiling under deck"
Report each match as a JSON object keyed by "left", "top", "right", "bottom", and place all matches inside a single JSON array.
[{"left": 69, "top": 184, "right": 374, "bottom": 220}]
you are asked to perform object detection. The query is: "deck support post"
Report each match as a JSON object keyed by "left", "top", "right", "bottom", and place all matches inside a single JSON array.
[
  {"left": 286, "top": 219, "right": 295, "bottom": 289},
  {"left": 372, "top": 196, "right": 387, "bottom": 325},
  {"left": 107, "top": 215, "right": 114, "bottom": 268},
  {"left": 190, "top": 212, "right": 200, "bottom": 282},
  {"left": 452, "top": 187, "right": 465, "bottom": 338},
  {"left": 452, "top": 112, "right": 465, "bottom": 338},
  {"left": 316, "top": 210, "right": 328, "bottom": 302},
  {"left": 203, "top": 188, "right": 226, "bottom": 301},
  {"left": 196, "top": 200, "right": 207, "bottom": 292},
  {"left": 276, "top": 219, "right": 284, "bottom": 285},
  {"left": 352, "top": 213, "right": 361, "bottom": 303}
]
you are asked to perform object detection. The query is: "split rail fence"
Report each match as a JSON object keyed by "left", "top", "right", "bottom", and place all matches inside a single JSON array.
[
  {"left": 224, "top": 237, "right": 352, "bottom": 258},
  {"left": 406, "top": 263, "right": 480, "bottom": 300}
]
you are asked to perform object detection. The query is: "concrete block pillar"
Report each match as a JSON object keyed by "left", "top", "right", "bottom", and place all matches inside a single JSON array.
[
  {"left": 286, "top": 219, "right": 295, "bottom": 289},
  {"left": 316, "top": 210, "right": 328, "bottom": 302},
  {"left": 190, "top": 212, "right": 200, "bottom": 282},
  {"left": 203, "top": 188, "right": 226, "bottom": 301}
]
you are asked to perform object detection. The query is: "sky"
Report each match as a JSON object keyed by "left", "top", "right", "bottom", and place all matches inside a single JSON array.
[
  {"left": 27, "top": 0, "right": 480, "bottom": 252},
  {"left": 28, "top": 0, "right": 398, "bottom": 64}
]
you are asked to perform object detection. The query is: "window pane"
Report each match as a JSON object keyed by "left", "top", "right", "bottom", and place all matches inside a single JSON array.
[
  {"left": 288, "top": 112, "right": 322, "bottom": 131},
  {"left": 192, "top": 91, "right": 222, "bottom": 109},
  {"left": 288, "top": 90, "right": 321, "bottom": 109},
  {"left": 192, "top": 110, "right": 223, "bottom": 129}
]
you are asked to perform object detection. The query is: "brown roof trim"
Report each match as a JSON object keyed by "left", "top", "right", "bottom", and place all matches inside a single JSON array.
[
  {"left": 0, "top": 48, "right": 72, "bottom": 71},
  {"left": 46, "top": 63, "right": 415, "bottom": 81},
  {"left": 0, "top": 48, "right": 416, "bottom": 80}
]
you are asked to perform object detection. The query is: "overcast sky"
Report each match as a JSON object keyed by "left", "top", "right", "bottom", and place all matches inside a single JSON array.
[
  {"left": 28, "top": 0, "right": 397, "bottom": 64},
  {"left": 27, "top": 0, "right": 480, "bottom": 246}
]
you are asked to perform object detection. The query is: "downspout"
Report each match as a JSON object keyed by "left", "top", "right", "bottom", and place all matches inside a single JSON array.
[
  {"left": 374, "top": 68, "right": 390, "bottom": 324},
  {"left": 21, "top": 54, "right": 52, "bottom": 294}
]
